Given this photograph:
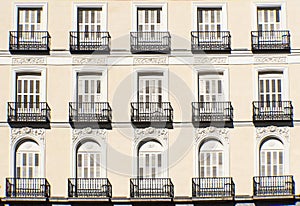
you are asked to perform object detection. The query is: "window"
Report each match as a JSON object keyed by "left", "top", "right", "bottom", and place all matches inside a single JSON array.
[
  {"left": 258, "top": 72, "right": 282, "bottom": 103},
  {"left": 16, "top": 73, "right": 41, "bottom": 112},
  {"left": 198, "top": 73, "right": 224, "bottom": 102},
  {"left": 16, "top": 141, "right": 40, "bottom": 178},
  {"left": 199, "top": 140, "right": 224, "bottom": 177},
  {"left": 257, "top": 7, "right": 281, "bottom": 31},
  {"left": 197, "top": 8, "right": 221, "bottom": 32},
  {"left": 77, "top": 73, "right": 102, "bottom": 103},
  {"left": 260, "top": 139, "right": 284, "bottom": 176},
  {"left": 77, "top": 141, "right": 101, "bottom": 178},
  {"left": 138, "top": 141, "right": 163, "bottom": 178},
  {"left": 137, "top": 8, "right": 161, "bottom": 32},
  {"left": 18, "top": 8, "right": 42, "bottom": 32},
  {"left": 138, "top": 74, "right": 163, "bottom": 103},
  {"left": 77, "top": 8, "right": 102, "bottom": 41}
]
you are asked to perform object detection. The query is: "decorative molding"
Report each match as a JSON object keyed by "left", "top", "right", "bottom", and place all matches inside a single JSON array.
[
  {"left": 72, "top": 127, "right": 107, "bottom": 143},
  {"left": 194, "top": 57, "right": 228, "bottom": 65},
  {"left": 256, "top": 126, "right": 289, "bottom": 142},
  {"left": 133, "top": 56, "right": 168, "bottom": 65},
  {"left": 195, "top": 126, "right": 229, "bottom": 145},
  {"left": 254, "top": 56, "right": 287, "bottom": 64},
  {"left": 11, "top": 127, "right": 45, "bottom": 146},
  {"left": 72, "top": 57, "right": 106, "bottom": 65},
  {"left": 12, "top": 57, "right": 46, "bottom": 65},
  {"left": 134, "top": 127, "right": 168, "bottom": 145}
]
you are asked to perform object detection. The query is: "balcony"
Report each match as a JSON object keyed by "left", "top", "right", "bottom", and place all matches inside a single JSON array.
[
  {"left": 192, "top": 177, "right": 235, "bottom": 199},
  {"left": 253, "top": 176, "right": 295, "bottom": 198},
  {"left": 8, "top": 102, "right": 51, "bottom": 128},
  {"left": 130, "top": 178, "right": 174, "bottom": 199},
  {"left": 130, "top": 32, "right": 171, "bottom": 54},
  {"left": 68, "top": 178, "right": 112, "bottom": 198},
  {"left": 69, "top": 102, "right": 112, "bottom": 129},
  {"left": 131, "top": 102, "right": 173, "bottom": 128},
  {"left": 9, "top": 31, "right": 51, "bottom": 54},
  {"left": 191, "top": 31, "right": 231, "bottom": 53},
  {"left": 251, "top": 30, "right": 290, "bottom": 52},
  {"left": 6, "top": 178, "right": 50, "bottom": 198},
  {"left": 192, "top": 102, "right": 233, "bottom": 128},
  {"left": 252, "top": 101, "right": 293, "bottom": 126},
  {"left": 70, "top": 31, "right": 111, "bottom": 54}
]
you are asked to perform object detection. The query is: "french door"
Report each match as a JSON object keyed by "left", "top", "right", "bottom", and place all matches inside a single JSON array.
[
  {"left": 257, "top": 7, "right": 281, "bottom": 41},
  {"left": 197, "top": 8, "right": 222, "bottom": 39},
  {"left": 138, "top": 141, "right": 163, "bottom": 178},
  {"left": 199, "top": 140, "right": 224, "bottom": 177},
  {"left": 16, "top": 141, "right": 40, "bottom": 178},
  {"left": 77, "top": 74, "right": 102, "bottom": 113},
  {"left": 16, "top": 74, "right": 41, "bottom": 113},
  {"left": 258, "top": 73, "right": 282, "bottom": 108},
  {"left": 260, "top": 139, "right": 284, "bottom": 176},
  {"left": 77, "top": 142, "right": 101, "bottom": 178},
  {"left": 77, "top": 8, "right": 102, "bottom": 41},
  {"left": 18, "top": 8, "right": 42, "bottom": 42}
]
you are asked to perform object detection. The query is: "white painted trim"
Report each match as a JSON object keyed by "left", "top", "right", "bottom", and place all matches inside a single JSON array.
[
  {"left": 11, "top": 67, "right": 47, "bottom": 102},
  {"left": 254, "top": 128, "right": 290, "bottom": 176},
  {"left": 72, "top": 2, "right": 108, "bottom": 31},
  {"left": 193, "top": 66, "right": 229, "bottom": 101},
  {"left": 132, "top": 128, "right": 169, "bottom": 178},
  {"left": 13, "top": 2, "right": 48, "bottom": 30},
  {"left": 72, "top": 66, "right": 108, "bottom": 102},
  {"left": 71, "top": 130, "right": 107, "bottom": 178},
  {"left": 251, "top": 2, "right": 287, "bottom": 30},
  {"left": 194, "top": 128, "right": 230, "bottom": 177},
  {"left": 133, "top": 67, "right": 169, "bottom": 102},
  {"left": 192, "top": 2, "right": 228, "bottom": 31},
  {"left": 253, "top": 66, "right": 289, "bottom": 101},
  {"left": 132, "top": 2, "right": 168, "bottom": 31}
]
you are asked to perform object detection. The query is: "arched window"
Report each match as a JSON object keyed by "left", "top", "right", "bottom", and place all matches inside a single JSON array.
[
  {"left": 260, "top": 138, "right": 284, "bottom": 176},
  {"left": 138, "top": 141, "right": 163, "bottom": 178},
  {"left": 199, "top": 139, "right": 224, "bottom": 177},
  {"left": 77, "top": 141, "right": 101, "bottom": 178},
  {"left": 16, "top": 141, "right": 40, "bottom": 178}
]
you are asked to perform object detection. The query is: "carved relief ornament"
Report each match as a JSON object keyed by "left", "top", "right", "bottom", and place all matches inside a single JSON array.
[
  {"left": 12, "top": 57, "right": 46, "bottom": 65},
  {"left": 134, "top": 127, "right": 168, "bottom": 146},
  {"left": 195, "top": 127, "right": 229, "bottom": 145},
  {"left": 133, "top": 57, "right": 168, "bottom": 65},
  {"left": 11, "top": 127, "right": 45, "bottom": 146},
  {"left": 72, "top": 127, "right": 107, "bottom": 143},
  {"left": 256, "top": 126, "right": 289, "bottom": 142}
]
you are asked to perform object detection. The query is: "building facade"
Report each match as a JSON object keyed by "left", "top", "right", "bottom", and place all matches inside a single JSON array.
[{"left": 0, "top": 0, "right": 299, "bottom": 205}]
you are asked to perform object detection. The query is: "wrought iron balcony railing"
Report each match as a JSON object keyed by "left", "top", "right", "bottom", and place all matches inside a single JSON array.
[
  {"left": 130, "top": 32, "right": 171, "bottom": 54},
  {"left": 192, "top": 102, "right": 233, "bottom": 123},
  {"left": 9, "top": 31, "right": 51, "bottom": 53},
  {"left": 130, "top": 178, "right": 174, "bottom": 198},
  {"left": 131, "top": 102, "right": 173, "bottom": 126},
  {"left": 253, "top": 176, "right": 295, "bottom": 197},
  {"left": 251, "top": 30, "right": 290, "bottom": 52},
  {"left": 192, "top": 177, "right": 235, "bottom": 198},
  {"left": 191, "top": 31, "right": 231, "bottom": 53},
  {"left": 6, "top": 178, "right": 50, "bottom": 198},
  {"left": 252, "top": 101, "right": 293, "bottom": 122},
  {"left": 69, "top": 102, "right": 112, "bottom": 123},
  {"left": 68, "top": 178, "right": 112, "bottom": 198},
  {"left": 70, "top": 31, "right": 111, "bottom": 54},
  {"left": 8, "top": 102, "right": 51, "bottom": 123}
]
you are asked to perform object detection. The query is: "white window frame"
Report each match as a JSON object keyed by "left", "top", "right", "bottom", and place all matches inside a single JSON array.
[
  {"left": 73, "top": 2, "right": 108, "bottom": 31},
  {"left": 72, "top": 67, "right": 108, "bottom": 102},
  {"left": 72, "top": 133, "right": 107, "bottom": 178},
  {"left": 132, "top": 2, "right": 168, "bottom": 31},
  {"left": 133, "top": 67, "right": 168, "bottom": 102},
  {"left": 253, "top": 67, "right": 288, "bottom": 101},
  {"left": 14, "top": 2, "right": 48, "bottom": 31},
  {"left": 192, "top": 2, "right": 227, "bottom": 31},
  {"left": 194, "top": 135, "right": 229, "bottom": 177},
  {"left": 193, "top": 67, "right": 229, "bottom": 102},
  {"left": 255, "top": 134, "right": 289, "bottom": 176},
  {"left": 11, "top": 67, "right": 47, "bottom": 102},
  {"left": 252, "top": 2, "right": 287, "bottom": 31}
]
